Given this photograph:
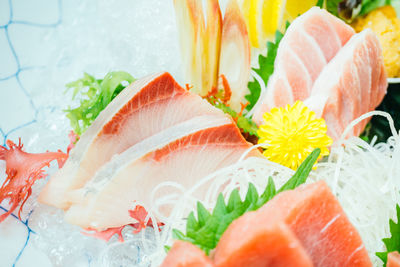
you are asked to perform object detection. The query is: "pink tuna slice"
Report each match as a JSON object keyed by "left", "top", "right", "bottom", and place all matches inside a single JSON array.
[
  {"left": 388, "top": 251, "right": 400, "bottom": 267},
  {"left": 253, "top": 6, "right": 355, "bottom": 125},
  {"left": 64, "top": 115, "right": 257, "bottom": 230},
  {"left": 38, "top": 72, "right": 224, "bottom": 209},
  {"left": 304, "top": 29, "right": 387, "bottom": 140},
  {"left": 254, "top": 181, "right": 372, "bottom": 267}
]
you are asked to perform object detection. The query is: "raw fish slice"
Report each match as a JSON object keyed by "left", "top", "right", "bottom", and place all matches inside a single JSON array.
[
  {"left": 64, "top": 115, "right": 256, "bottom": 230},
  {"left": 39, "top": 72, "right": 224, "bottom": 209},
  {"left": 214, "top": 211, "right": 313, "bottom": 267},
  {"left": 258, "top": 48, "right": 311, "bottom": 113},
  {"left": 305, "top": 29, "right": 387, "bottom": 140},
  {"left": 388, "top": 251, "right": 400, "bottom": 267},
  {"left": 258, "top": 75, "right": 293, "bottom": 114},
  {"left": 253, "top": 7, "right": 354, "bottom": 125},
  {"left": 161, "top": 241, "right": 214, "bottom": 267},
  {"left": 256, "top": 181, "right": 372, "bottom": 267},
  {"left": 281, "top": 49, "right": 312, "bottom": 100}
]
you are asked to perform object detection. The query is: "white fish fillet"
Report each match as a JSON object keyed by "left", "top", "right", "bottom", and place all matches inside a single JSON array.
[
  {"left": 64, "top": 115, "right": 256, "bottom": 230},
  {"left": 38, "top": 72, "right": 224, "bottom": 209}
]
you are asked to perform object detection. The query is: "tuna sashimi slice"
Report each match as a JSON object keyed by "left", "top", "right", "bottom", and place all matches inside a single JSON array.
[
  {"left": 39, "top": 72, "right": 223, "bottom": 209},
  {"left": 305, "top": 29, "right": 387, "bottom": 140},
  {"left": 256, "top": 181, "right": 371, "bottom": 267},
  {"left": 213, "top": 210, "right": 313, "bottom": 267},
  {"left": 253, "top": 7, "right": 355, "bottom": 124},
  {"left": 64, "top": 115, "right": 256, "bottom": 230},
  {"left": 161, "top": 241, "right": 214, "bottom": 267},
  {"left": 388, "top": 251, "right": 400, "bottom": 267}
]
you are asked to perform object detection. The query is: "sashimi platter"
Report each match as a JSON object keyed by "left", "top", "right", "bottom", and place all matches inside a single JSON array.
[{"left": 4, "top": 0, "right": 400, "bottom": 266}]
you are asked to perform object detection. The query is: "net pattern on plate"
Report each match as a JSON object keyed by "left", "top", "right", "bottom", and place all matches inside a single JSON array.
[{"left": 0, "top": 0, "right": 62, "bottom": 266}]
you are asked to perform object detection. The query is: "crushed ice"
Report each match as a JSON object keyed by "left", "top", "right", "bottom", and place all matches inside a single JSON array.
[{"left": 2, "top": 0, "right": 183, "bottom": 266}]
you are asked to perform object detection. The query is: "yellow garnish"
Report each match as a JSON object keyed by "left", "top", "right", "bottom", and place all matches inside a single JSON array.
[
  {"left": 257, "top": 101, "right": 332, "bottom": 170},
  {"left": 239, "top": 0, "right": 318, "bottom": 48},
  {"left": 241, "top": 0, "right": 260, "bottom": 47},
  {"left": 351, "top": 5, "right": 400, "bottom": 78}
]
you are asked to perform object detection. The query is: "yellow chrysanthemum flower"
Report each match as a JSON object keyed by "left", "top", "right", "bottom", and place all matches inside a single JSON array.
[{"left": 257, "top": 101, "right": 332, "bottom": 170}]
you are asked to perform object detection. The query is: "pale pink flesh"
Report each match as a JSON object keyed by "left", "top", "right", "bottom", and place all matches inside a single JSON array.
[
  {"left": 38, "top": 72, "right": 223, "bottom": 209},
  {"left": 161, "top": 241, "right": 214, "bottom": 267},
  {"left": 388, "top": 251, "right": 400, "bottom": 267},
  {"left": 214, "top": 211, "right": 313, "bottom": 267},
  {"left": 256, "top": 181, "right": 372, "bottom": 267},
  {"left": 64, "top": 116, "right": 257, "bottom": 230},
  {"left": 253, "top": 7, "right": 355, "bottom": 125},
  {"left": 305, "top": 29, "right": 387, "bottom": 140},
  {"left": 253, "top": 7, "right": 387, "bottom": 141}
]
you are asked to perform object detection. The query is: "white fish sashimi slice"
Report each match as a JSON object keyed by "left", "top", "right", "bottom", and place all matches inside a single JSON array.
[
  {"left": 64, "top": 115, "right": 256, "bottom": 230},
  {"left": 253, "top": 7, "right": 355, "bottom": 125},
  {"left": 304, "top": 29, "right": 387, "bottom": 140},
  {"left": 39, "top": 72, "right": 223, "bottom": 209}
]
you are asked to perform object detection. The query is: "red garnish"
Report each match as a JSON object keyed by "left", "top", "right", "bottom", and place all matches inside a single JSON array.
[
  {"left": 67, "top": 130, "right": 80, "bottom": 154},
  {"left": 0, "top": 139, "right": 68, "bottom": 222},
  {"left": 83, "top": 205, "right": 164, "bottom": 242},
  {"left": 129, "top": 205, "right": 163, "bottom": 234},
  {"left": 185, "top": 84, "right": 194, "bottom": 91},
  {"left": 203, "top": 75, "right": 233, "bottom": 106},
  {"left": 233, "top": 102, "right": 249, "bottom": 123},
  {"left": 83, "top": 225, "right": 127, "bottom": 242},
  {"left": 220, "top": 74, "right": 232, "bottom": 104},
  {"left": 205, "top": 86, "right": 219, "bottom": 102}
]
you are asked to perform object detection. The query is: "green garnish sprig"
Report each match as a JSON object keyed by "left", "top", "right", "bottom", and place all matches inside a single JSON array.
[
  {"left": 377, "top": 204, "right": 400, "bottom": 266},
  {"left": 326, "top": 0, "right": 394, "bottom": 21},
  {"left": 212, "top": 102, "right": 259, "bottom": 137},
  {"left": 65, "top": 71, "right": 135, "bottom": 135}
]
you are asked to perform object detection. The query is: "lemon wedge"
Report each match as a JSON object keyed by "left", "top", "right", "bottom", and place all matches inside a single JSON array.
[
  {"left": 261, "top": 0, "right": 285, "bottom": 42},
  {"left": 284, "top": 0, "right": 320, "bottom": 21},
  {"left": 240, "top": 0, "right": 318, "bottom": 48},
  {"left": 240, "top": 0, "right": 260, "bottom": 47}
]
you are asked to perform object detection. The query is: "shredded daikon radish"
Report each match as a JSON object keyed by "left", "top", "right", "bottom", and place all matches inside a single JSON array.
[{"left": 141, "top": 111, "right": 400, "bottom": 267}]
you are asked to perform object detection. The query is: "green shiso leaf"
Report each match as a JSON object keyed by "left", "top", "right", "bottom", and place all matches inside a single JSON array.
[
  {"left": 317, "top": 0, "right": 325, "bottom": 8},
  {"left": 326, "top": 0, "right": 344, "bottom": 17},
  {"left": 359, "top": 0, "right": 393, "bottom": 16},
  {"left": 245, "top": 26, "right": 286, "bottom": 112},
  {"left": 173, "top": 148, "right": 320, "bottom": 255},
  {"left": 376, "top": 204, "right": 400, "bottom": 266}
]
